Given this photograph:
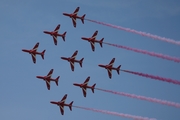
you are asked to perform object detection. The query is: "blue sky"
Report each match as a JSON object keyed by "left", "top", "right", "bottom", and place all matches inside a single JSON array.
[{"left": 0, "top": 0, "right": 180, "bottom": 120}]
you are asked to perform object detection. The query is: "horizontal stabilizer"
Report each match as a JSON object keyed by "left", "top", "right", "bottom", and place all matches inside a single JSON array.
[
  {"left": 79, "top": 58, "right": 84, "bottom": 67},
  {"left": 99, "top": 38, "right": 104, "bottom": 47},
  {"left": 55, "top": 76, "right": 60, "bottom": 86},
  {"left": 81, "top": 14, "right": 86, "bottom": 24},
  {"left": 69, "top": 101, "right": 74, "bottom": 111},
  {"left": 41, "top": 50, "right": 46, "bottom": 59},
  {"left": 117, "top": 65, "right": 121, "bottom": 74},
  {"left": 91, "top": 83, "right": 96, "bottom": 93},
  {"left": 62, "top": 32, "right": 67, "bottom": 41}
]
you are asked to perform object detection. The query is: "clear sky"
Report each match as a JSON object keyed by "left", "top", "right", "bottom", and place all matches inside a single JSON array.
[{"left": 0, "top": 0, "right": 180, "bottom": 120}]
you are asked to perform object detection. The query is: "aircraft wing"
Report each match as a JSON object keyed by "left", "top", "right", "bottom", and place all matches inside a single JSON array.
[
  {"left": 108, "top": 58, "right": 115, "bottom": 67},
  {"left": 54, "top": 24, "right": 60, "bottom": 33},
  {"left": 53, "top": 35, "right": 58, "bottom": 45},
  {"left": 90, "top": 41, "right": 95, "bottom": 51},
  {"left": 60, "top": 94, "right": 67, "bottom": 104},
  {"left": 107, "top": 69, "right": 112, "bottom": 79},
  {"left": 46, "top": 81, "right": 50, "bottom": 90},
  {"left": 70, "top": 61, "right": 75, "bottom": 71},
  {"left": 82, "top": 87, "right": 87, "bottom": 97},
  {"left": 71, "top": 50, "right": 78, "bottom": 59},
  {"left": 92, "top": 31, "right": 98, "bottom": 39},
  {"left": 47, "top": 69, "right": 53, "bottom": 78},
  {"left": 58, "top": 94, "right": 67, "bottom": 115},
  {"left": 33, "top": 42, "right": 39, "bottom": 51},
  {"left": 73, "top": 7, "right": 80, "bottom": 15},
  {"left": 59, "top": 105, "right": 64, "bottom": 115},
  {"left": 83, "top": 76, "right": 90, "bottom": 86},
  {"left": 72, "top": 17, "right": 77, "bottom": 28},
  {"left": 31, "top": 53, "right": 36, "bottom": 63}
]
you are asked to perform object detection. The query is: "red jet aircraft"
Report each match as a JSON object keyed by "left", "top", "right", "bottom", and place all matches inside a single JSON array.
[
  {"left": 61, "top": 50, "right": 84, "bottom": 71},
  {"left": 22, "top": 42, "right": 45, "bottom": 63},
  {"left": 50, "top": 94, "right": 73, "bottom": 115},
  {"left": 36, "top": 69, "right": 60, "bottom": 90},
  {"left": 98, "top": 58, "right": 121, "bottom": 79},
  {"left": 63, "top": 7, "right": 86, "bottom": 27},
  {"left": 73, "top": 76, "right": 96, "bottom": 97},
  {"left": 43, "top": 24, "right": 67, "bottom": 45},
  {"left": 81, "top": 30, "right": 104, "bottom": 51}
]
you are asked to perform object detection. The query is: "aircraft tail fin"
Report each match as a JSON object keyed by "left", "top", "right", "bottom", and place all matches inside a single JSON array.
[
  {"left": 41, "top": 50, "right": 46, "bottom": 59},
  {"left": 55, "top": 76, "right": 60, "bottom": 86},
  {"left": 91, "top": 83, "right": 96, "bottom": 93},
  {"left": 81, "top": 14, "right": 86, "bottom": 24},
  {"left": 99, "top": 38, "right": 104, "bottom": 47},
  {"left": 79, "top": 58, "right": 84, "bottom": 67},
  {"left": 62, "top": 32, "right": 67, "bottom": 41},
  {"left": 116, "top": 65, "right": 121, "bottom": 74},
  {"left": 69, "top": 101, "right": 73, "bottom": 111}
]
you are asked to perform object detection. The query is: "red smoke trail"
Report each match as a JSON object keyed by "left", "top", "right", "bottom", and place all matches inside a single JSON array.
[
  {"left": 73, "top": 105, "right": 156, "bottom": 120},
  {"left": 96, "top": 88, "right": 180, "bottom": 108},
  {"left": 121, "top": 69, "right": 180, "bottom": 85},
  {"left": 103, "top": 42, "right": 180, "bottom": 63},
  {"left": 85, "top": 18, "right": 180, "bottom": 46}
]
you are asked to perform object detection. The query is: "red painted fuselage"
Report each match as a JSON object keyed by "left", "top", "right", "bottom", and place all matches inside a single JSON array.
[
  {"left": 98, "top": 64, "right": 119, "bottom": 70},
  {"left": 61, "top": 57, "right": 82, "bottom": 63},
  {"left": 22, "top": 49, "right": 42, "bottom": 55}
]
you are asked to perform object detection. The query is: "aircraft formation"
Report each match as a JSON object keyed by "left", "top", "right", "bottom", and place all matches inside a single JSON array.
[{"left": 22, "top": 7, "right": 121, "bottom": 115}]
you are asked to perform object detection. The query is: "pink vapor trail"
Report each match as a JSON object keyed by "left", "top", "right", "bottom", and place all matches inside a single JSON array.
[
  {"left": 95, "top": 88, "right": 180, "bottom": 108},
  {"left": 85, "top": 18, "right": 180, "bottom": 46},
  {"left": 73, "top": 105, "right": 156, "bottom": 120},
  {"left": 103, "top": 42, "right": 180, "bottom": 63},
  {"left": 121, "top": 69, "right": 180, "bottom": 85}
]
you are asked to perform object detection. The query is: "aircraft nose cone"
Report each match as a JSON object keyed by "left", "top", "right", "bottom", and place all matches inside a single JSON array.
[
  {"left": 61, "top": 57, "right": 69, "bottom": 61},
  {"left": 81, "top": 37, "right": 86, "bottom": 40},
  {"left": 61, "top": 57, "right": 65, "bottom": 60},
  {"left": 98, "top": 64, "right": 104, "bottom": 68},
  {"left": 22, "top": 49, "right": 29, "bottom": 52},
  {"left": 36, "top": 76, "right": 42, "bottom": 79},
  {"left": 50, "top": 101, "right": 56, "bottom": 104},
  {"left": 63, "top": 13, "right": 67, "bottom": 16},
  {"left": 43, "top": 31, "right": 49, "bottom": 34}
]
